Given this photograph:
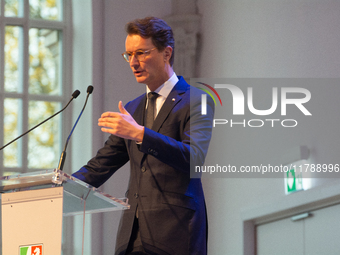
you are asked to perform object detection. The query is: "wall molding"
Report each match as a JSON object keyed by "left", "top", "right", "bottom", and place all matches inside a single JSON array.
[{"left": 164, "top": 14, "right": 201, "bottom": 79}]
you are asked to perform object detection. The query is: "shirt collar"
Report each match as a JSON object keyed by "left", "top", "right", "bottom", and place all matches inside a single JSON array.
[{"left": 146, "top": 73, "right": 178, "bottom": 98}]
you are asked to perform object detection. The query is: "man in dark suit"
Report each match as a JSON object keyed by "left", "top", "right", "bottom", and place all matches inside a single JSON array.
[{"left": 73, "top": 17, "right": 214, "bottom": 255}]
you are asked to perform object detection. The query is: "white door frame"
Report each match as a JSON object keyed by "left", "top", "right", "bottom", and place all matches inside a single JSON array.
[{"left": 241, "top": 180, "right": 340, "bottom": 255}]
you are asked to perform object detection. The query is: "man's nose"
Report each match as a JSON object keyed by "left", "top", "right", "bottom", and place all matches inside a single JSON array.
[{"left": 129, "top": 54, "right": 139, "bottom": 67}]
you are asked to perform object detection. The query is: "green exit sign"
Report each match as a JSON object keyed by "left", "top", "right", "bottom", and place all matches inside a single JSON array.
[{"left": 285, "top": 168, "right": 303, "bottom": 194}]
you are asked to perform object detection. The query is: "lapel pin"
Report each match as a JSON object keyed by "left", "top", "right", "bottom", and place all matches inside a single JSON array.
[{"left": 172, "top": 98, "right": 176, "bottom": 102}]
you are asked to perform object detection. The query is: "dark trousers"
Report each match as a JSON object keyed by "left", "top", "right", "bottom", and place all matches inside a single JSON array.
[{"left": 126, "top": 217, "right": 149, "bottom": 255}]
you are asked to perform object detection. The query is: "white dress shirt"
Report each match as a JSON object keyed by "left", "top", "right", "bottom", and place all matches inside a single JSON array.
[{"left": 146, "top": 73, "right": 178, "bottom": 117}]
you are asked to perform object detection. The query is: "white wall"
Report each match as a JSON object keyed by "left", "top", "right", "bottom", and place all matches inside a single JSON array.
[
  {"left": 198, "top": 0, "right": 340, "bottom": 78},
  {"left": 72, "top": 1, "right": 93, "bottom": 254},
  {"left": 196, "top": 1, "right": 340, "bottom": 254}
]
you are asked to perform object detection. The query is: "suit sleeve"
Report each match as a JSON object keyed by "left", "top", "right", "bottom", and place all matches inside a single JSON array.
[
  {"left": 72, "top": 134, "right": 130, "bottom": 188},
  {"left": 139, "top": 90, "right": 214, "bottom": 174}
]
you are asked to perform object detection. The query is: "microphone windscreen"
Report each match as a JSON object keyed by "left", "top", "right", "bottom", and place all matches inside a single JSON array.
[
  {"left": 87, "top": 85, "right": 94, "bottom": 94},
  {"left": 72, "top": 90, "right": 81, "bottom": 98}
]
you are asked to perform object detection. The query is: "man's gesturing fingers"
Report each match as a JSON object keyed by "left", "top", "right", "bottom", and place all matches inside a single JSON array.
[
  {"left": 98, "top": 101, "right": 144, "bottom": 141},
  {"left": 118, "top": 101, "right": 129, "bottom": 115}
]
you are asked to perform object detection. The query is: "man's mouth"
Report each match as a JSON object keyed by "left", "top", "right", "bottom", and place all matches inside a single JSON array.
[{"left": 134, "top": 70, "right": 144, "bottom": 76}]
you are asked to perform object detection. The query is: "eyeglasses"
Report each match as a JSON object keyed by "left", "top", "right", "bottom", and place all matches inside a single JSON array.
[{"left": 122, "top": 47, "right": 157, "bottom": 62}]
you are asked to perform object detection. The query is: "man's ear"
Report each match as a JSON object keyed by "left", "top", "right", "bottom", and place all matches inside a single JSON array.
[{"left": 163, "top": 46, "right": 173, "bottom": 63}]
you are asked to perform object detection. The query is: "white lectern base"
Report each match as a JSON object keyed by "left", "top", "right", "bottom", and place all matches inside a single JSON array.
[
  {"left": 2, "top": 187, "right": 63, "bottom": 255},
  {"left": 0, "top": 169, "right": 130, "bottom": 254}
]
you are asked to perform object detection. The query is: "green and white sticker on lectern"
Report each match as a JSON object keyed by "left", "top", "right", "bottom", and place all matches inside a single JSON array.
[{"left": 19, "top": 244, "right": 43, "bottom": 255}]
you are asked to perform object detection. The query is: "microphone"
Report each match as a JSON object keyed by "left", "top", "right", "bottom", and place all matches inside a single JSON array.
[
  {"left": 0, "top": 90, "right": 80, "bottom": 151},
  {"left": 57, "top": 85, "right": 94, "bottom": 170}
]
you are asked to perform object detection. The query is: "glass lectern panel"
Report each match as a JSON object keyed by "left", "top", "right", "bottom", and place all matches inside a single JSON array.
[{"left": 0, "top": 169, "right": 129, "bottom": 216}]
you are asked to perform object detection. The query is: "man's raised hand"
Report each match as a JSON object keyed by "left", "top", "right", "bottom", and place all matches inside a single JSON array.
[{"left": 98, "top": 101, "right": 144, "bottom": 142}]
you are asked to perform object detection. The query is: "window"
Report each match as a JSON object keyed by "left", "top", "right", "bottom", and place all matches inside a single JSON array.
[{"left": 0, "top": 0, "right": 72, "bottom": 176}]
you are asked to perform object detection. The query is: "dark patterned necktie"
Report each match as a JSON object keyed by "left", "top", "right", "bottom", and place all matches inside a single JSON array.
[{"left": 144, "top": 92, "right": 159, "bottom": 129}]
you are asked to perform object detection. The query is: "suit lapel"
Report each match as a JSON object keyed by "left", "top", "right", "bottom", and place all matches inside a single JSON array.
[
  {"left": 132, "top": 94, "right": 147, "bottom": 126},
  {"left": 128, "top": 95, "right": 147, "bottom": 166},
  {"left": 129, "top": 77, "right": 189, "bottom": 163},
  {"left": 152, "top": 78, "right": 188, "bottom": 132}
]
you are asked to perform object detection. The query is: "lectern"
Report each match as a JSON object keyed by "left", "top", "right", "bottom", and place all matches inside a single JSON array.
[{"left": 0, "top": 169, "right": 129, "bottom": 254}]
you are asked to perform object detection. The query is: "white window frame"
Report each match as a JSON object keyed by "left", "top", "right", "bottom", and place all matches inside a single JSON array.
[{"left": 0, "top": 0, "right": 73, "bottom": 175}]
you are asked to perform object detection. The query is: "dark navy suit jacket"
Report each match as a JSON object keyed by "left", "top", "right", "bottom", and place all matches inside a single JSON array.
[{"left": 73, "top": 77, "right": 214, "bottom": 255}]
